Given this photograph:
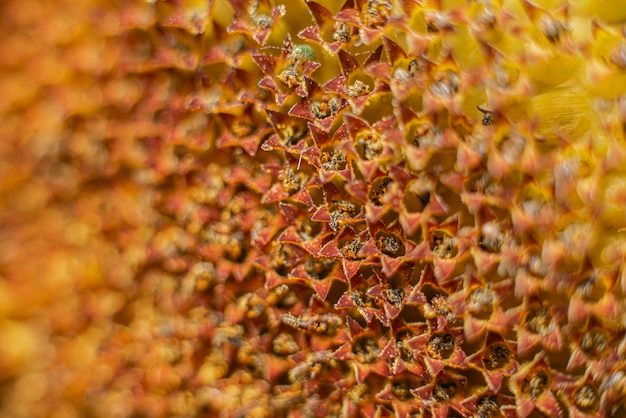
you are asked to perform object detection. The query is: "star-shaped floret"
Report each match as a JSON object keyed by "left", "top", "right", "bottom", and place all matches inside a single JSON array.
[
  {"left": 403, "top": 123, "right": 462, "bottom": 174},
  {"left": 311, "top": 184, "right": 363, "bottom": 232},
  {"left": 252, "top": 53, "right": 291, "bottom": 105},
  {"left": 277, "top": 205, "right": 333, "bottom": 255},
  {"left": 465, "top": 332, "right": 518, "bottom": 392},
  {"left": 463, "top": 388, "right": 517, "bottom": 418},
  {"left": 319, "top": 226, "right": 379, "bottom": 280},
  {"left": 249, "top": 205, "right": 289, "bottom": 250},
  {"left": 398, "top": 172, "right": 449, "bottom": 237},
  {"left": 298, "top": 1, "right": 358, "bottom": 54},
  {"left": 422, "top": 215, "right": 473, "bottom": 283},
  {"left": 307, "top": 124, "right": 353, "bottom": 185},
  {"left": 461, "top": 389, "right": 518, "bottom": 418},
  {"left": 260, "top": 160, "right": 318, "bottom": 207},
  {"left": 553, "top": 371, "right": 605, "bottom": 418},
  {"left": 449, "top": 169, "right": 515, "bottom": 215},
  {"left": 540, "top": 216, "right": 594, "bottom": 274},
  {"left": 356, "top": 224, "right": 412, "bottom": 278},
  {"left": 333, "top": 317, "right": 391, "bottom": 382},
  {"left": 470, "top": 211, "right": 517, "bottom": 276},
  {"left": 448, "top": 274, "right": 520, "bottom": 342},
  {"left": 215, "top": 104, "right": 272, "bottom": 156},
  {"left": 484, "top": 124, "right": 527, "bottom": 177},
  {"left": 255, "top": 241, "right": 308, "bottom": 288},
  {"left": 567, "top": 269, "right": 621, "bottom": 325},
  {"left": 228, "top": 0, "right": 285, "bottom": 46},
  {"left": 368, "top": 36, "right": 427, "bottom": 102},
  {"left": 279, "top": 225, "right": 327, "bottom": 257},
  {"left": 410, "top": 266, "right": 462, "bottom": 331},
  {"left": 509, "top": 352, "right": 567, "bottom": 418},
  {"left": 335, "top": 286, "right": 387, "bottom": 326},
  {"left": 342, "top": 113, "right": 403, "bottom": 180},
  {"left": 334, "top": 0, "right": 393, "bottom": 45},
  {"left": 203, "top": 23, "right": 252, "bottom": 67},
  {"left": 420, "top": 53, "right": 479, "bottom": 116},
  {"left": 263, "top": 108, "right": 310, "bottom": 152},
  {"left": 406, "top": 323, "right": 466, "bottom": 377},
  {"left": 379, "top": 324, "right": 428, "bottom": 377},
  {"left": 336, "top": 378, "right": 379, "bottom": 418},
  {"left": 289, "top": 255, "right": 345, "bottom": 301},
  {"left": 198, "top": 192, "right": 274, "bottom": 282},
  {"left": 323, "top": 49, "right": 390, "bottom": 115},
  {"left": 511, "top": 181, "right": 557, "bottom": 239},
  {"left": 565, "top": 317, "right": 620, "bottom": 374},
  {"left": 365, "top": 272, "right": 413, "bottom": 322},
  {"left": 359, "top": 172, "right": 403, "bottom": 225},
  {"left": 315, "top": 145, "right": 354, "bottom": 184},
  {"left": 411, "top": 369, "right": 470, "bottom": 418},
  {"left": 253, "top": 35, "right": 321, "bottom": 104},
  {"left": 375, "top": 375, "right": 427, "bottom": 418},
  {"left": 288, "top": 89, "right": 348, "bottom": 132},
  {"left": 517, "top": 297, "right": 566, "bottom": 355},
  {"left": 512, "top": 244, "right": 551, "bottom": 298}
]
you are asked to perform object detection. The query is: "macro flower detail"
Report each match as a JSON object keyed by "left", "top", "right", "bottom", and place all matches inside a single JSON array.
[
  {"left": 448, "top": 275, "right": 520, "bottom": 342},
  {"left": 333, "top": 317, "right": 390, "bottom": 383},
  {"left": 510, "top": 353, "right": 568, "bottom": 418},
  {"left": 461, "top": 390, "right": 517, "bottom": 418},
  {"left": 517, "top": 297, "right": 566, "bottom": 355},
  {"left": 465, "top": 332, "right": 518, "bottom": 392},
  {"left": 412, "top": 368, "right": 470, "bottom": 418},
  {"left": 3, "top": 0, "right": 626, "bottom": 417}
]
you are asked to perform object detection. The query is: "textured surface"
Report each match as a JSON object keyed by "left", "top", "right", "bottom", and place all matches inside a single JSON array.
[{"left": 2, "top": 0, "right": 626, "bottom": 417}]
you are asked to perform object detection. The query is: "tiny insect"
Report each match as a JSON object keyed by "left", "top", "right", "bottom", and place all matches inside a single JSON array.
[
  {"left": 289, "top": 44, "right": 316, "bottom": 62},
  {"left": 477, "top": 104, "right": 494, "bottom": 126},
  {"left": 261, "top": 43, "right": 315, "bottom": 62}
]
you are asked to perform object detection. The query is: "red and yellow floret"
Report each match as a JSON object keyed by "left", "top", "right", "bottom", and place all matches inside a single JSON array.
[{"left": 2, "top": 0, "right": 626, "bottom": 417}]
